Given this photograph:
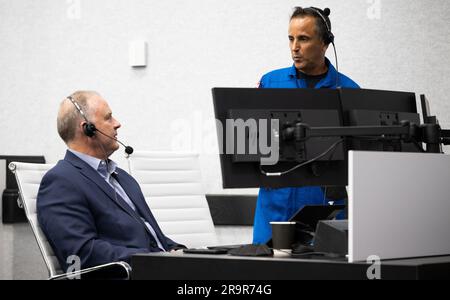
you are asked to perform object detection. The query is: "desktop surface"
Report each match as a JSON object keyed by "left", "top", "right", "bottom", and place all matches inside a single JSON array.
[{"left": 131, "top": 252, "right": 450, "bottom": 280}]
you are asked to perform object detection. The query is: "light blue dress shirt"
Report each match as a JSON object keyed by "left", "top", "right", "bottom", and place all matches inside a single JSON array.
[{"left": 68, "top": 149, "right": 166, "bottom": 251}]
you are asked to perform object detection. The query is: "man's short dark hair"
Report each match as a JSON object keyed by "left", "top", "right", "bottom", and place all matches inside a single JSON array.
[{"left": 290, "top": 7, "right": 332, "bottom": 45}]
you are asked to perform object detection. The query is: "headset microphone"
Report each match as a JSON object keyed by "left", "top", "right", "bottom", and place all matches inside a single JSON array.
[{"left": 95, "top": 128, "right": 134, "bottom": 155}]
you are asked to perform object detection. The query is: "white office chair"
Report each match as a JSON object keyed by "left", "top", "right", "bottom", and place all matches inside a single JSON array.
[
  {"left": 9, "top": 161, "right": 131, "bottom": 280},
  {"left": 126, "top": 152, "right": 218, "bottom": 248}
]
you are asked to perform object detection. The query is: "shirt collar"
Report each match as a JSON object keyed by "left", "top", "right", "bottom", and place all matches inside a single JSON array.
[
  {"left": 319, "top": 57, "right": 338, "bottom": 88},
  {"left": 68, "top": 149, "right": 117, "bottom": 178},
  {"left": 288, "top": 57, "right": 338, "bottom": 88},
  {"left": 288, "top": 64, "right": 297, "bottom": 78}
]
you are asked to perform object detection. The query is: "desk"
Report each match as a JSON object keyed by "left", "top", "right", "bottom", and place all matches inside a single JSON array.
[{"left": 132, "top": 252, "right": 450, "bottom": 280}]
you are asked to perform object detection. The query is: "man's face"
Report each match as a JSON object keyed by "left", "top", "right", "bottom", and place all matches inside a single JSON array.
[
  {"left": 288, "top": 16, "right": 328, "bottom": 74},
  {"left": 88, "top": 96, "right": 121, "bottom": 156}
]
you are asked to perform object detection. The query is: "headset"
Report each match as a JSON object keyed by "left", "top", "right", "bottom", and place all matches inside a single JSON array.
[
  {"left": 67, "top": 96, "right": 97, "bottom": 137},
  {"left": 66, "top": 95, "right": 134, "bottom": 154},
  {"left": 307, "top": 7, "right": 334, "bottom": 45},
  {"left": 305, "top": 7, "right": 340, "bottom": 88}
]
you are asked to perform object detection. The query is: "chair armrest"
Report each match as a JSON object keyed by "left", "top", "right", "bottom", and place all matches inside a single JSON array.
[{"left": 50, "top": 261, "right": 131, "bottom": 280}]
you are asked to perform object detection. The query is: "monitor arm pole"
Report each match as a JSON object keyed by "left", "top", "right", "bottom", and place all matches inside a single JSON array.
[{"left": 283, "top": 121, "right": 450, "bottom": 154}]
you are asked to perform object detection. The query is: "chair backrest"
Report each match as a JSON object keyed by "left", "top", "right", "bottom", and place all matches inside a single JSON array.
[
  {"left": 126, "top": 152, "right": 218, "bottom": 248},
  {"left": 8, "top": 162, "right": 61, "bottom": 278}
]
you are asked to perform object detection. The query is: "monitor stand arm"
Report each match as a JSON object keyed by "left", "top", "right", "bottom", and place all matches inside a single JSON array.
[{"left": 282, "top": 121, "right": 449, "bottom": 154}]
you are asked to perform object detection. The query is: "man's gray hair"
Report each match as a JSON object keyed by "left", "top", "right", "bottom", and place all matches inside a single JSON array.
[{"left": 57, "top": 91, "right": 99, "bottom": 144}]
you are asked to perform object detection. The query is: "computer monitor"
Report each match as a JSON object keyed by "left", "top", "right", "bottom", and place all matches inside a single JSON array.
[
  {"left": 212, "top": 88, "right": 347, "bottom": 189},
  {"left": 420, "top": 94, "right": 433, "bottom": 124},
  {"left": 418, "top": 94, "right": 445, "bottom": 153},
  {"left": 419, "top": 94, "right": 441, "bottom": 126},
  {"left": 339, "top": 89, "right": 422, "bottom": 152},
  {"left": 213, "top": 88, "right": 427, "bottom": 189}
]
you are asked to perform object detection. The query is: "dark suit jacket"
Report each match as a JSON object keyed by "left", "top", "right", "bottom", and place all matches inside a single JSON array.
[{"left": 37, "top": 150, "right": 184, "bottom": 271}]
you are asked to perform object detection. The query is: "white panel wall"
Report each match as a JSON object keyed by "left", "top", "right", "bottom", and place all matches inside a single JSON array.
[{"left": 1, "top": 0, "right": 450, "bottom": 194}]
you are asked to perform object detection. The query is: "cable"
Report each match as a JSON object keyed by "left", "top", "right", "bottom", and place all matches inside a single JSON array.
[
  {"left": 260, "top": 138, "right": 344, "bottom": 176},
  {"left": 331, "top": 41, "right": 340, "bottom": 88},
  {"left": 93, "top": 137, "right": 121, "bottom": 207}
]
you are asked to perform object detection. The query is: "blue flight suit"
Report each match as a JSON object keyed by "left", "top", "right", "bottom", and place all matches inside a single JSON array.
[{"left": 253, "top": 57, "right": 360, "bottom": 244}]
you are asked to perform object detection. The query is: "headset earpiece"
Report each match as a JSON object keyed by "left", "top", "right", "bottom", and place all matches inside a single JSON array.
[
  {"left": 327, "top": 31, "right": 335, "bottom": 44},
  {"left": 66, "top": 96, "right": 97, "bottom": 137},
  {"left": 83, "top": 122, "right": 97, "bottom": 137},
  {"left": 308, "top": 7, "right": 334, "bottom": 45}
]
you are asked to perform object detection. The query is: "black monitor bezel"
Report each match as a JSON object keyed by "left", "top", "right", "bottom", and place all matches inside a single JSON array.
[{"left": 213, "top": 88, "right": 347, "bottom": 189}]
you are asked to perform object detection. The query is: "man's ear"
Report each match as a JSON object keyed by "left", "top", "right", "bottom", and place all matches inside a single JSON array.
[
  {"left": 79, "top": 121, "right": 86, "bottom": 132},
  {"left": 79, "top": 121, "right": 90, "bottom": 138}
]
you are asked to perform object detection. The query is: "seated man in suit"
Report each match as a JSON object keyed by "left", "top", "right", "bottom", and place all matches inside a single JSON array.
[{"left": 37, "top": 90, "right": 185, "bottom": 271}]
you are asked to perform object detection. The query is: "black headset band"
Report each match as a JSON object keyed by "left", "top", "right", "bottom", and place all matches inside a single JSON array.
[
  {"left": 305, "top": 7, "right": 334, "bottom": 44},
  {"left": 307, "top": 7, "right": 331, "bottom": 33}
]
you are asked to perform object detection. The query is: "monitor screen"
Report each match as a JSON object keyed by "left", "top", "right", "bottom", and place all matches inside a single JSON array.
[
  {"left": 213, "top": 88, "right": 425, "bottom": 190},
  {"left": 213, "top": 88, "right": 347, "bottom": 189}
]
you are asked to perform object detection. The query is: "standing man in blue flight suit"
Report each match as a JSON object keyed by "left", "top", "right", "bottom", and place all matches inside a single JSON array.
[{"left": 253, "top": 7, "right": 360, "bottom": 244}]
